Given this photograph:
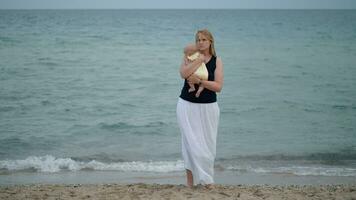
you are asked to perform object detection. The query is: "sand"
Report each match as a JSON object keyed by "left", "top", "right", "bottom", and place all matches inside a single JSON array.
[{"left": 1, "top": 183, "right": 356, "bottom": 200}]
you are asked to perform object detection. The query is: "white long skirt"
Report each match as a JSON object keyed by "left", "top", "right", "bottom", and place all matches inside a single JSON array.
[{"left": 176, "top": 97, "right": 220, "bottom": 185}]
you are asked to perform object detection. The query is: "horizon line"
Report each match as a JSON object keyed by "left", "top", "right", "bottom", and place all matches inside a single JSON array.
[{"left": 1, "top": 8, "right": 356, "bottom": 10}]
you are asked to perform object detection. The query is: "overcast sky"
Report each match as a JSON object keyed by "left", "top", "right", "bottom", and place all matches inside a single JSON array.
[{"left": 1, "top": 0, "right": 356, "bottom": 9}]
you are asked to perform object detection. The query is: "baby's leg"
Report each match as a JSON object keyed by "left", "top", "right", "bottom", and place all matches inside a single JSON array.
[
  {"left": 188, "top": 82, "right": 195, "bottom": 92},
  {"left": 195, "top": 86, "right": 204, "bottom": 98}
]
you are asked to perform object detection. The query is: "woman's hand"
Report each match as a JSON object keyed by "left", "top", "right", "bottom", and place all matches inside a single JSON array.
[{"left": 187, "top": 74, "right": 201, "bottom": 85}]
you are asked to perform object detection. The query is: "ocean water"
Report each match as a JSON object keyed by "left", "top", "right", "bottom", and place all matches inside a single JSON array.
[{"left": 1, "top": 9, "right": 356, "bottom": 184}]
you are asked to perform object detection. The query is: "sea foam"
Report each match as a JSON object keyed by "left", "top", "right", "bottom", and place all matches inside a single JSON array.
[{"left": 0, "top": 155, "right": 184, "bottom": 173}]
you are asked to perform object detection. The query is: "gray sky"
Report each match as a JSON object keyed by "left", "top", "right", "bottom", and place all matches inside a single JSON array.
[{"left": 1, "top": 0, "right": 356, "bottom": 9}]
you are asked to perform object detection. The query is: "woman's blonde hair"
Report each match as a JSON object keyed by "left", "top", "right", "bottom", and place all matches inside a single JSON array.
[{"left": 195, "top": 29, "right": 216, "bottom": 57}]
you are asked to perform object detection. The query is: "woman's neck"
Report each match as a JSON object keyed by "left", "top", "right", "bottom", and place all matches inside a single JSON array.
[
  {"left": 199, "top": 49, "right": 212, "bottom": 63},
  {"left": 199, "top": 49, "right": 211, "bottom": 56}
]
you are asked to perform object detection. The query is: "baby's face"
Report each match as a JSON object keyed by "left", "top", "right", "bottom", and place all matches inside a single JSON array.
[{"left": 185, "top": 45, "right": 198, "bottom": 56}]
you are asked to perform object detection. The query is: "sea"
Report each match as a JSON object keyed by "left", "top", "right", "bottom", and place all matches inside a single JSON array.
[{"left": 0, "top": 9, "right": 356, "bottom": 186}]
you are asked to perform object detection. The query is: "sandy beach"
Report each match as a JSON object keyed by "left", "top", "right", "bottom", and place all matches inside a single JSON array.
[{"left": 1, "top": 183, "right": 355, "bottom": 200}]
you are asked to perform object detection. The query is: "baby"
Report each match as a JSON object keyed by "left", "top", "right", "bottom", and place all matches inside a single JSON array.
[{"left": 183, "top": 44, "right": 208, "bottom": 98}]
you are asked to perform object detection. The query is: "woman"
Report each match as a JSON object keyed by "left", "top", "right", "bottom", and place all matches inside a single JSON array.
[{"left": 176, "top": 29, "right": 224, "bottom": 188}]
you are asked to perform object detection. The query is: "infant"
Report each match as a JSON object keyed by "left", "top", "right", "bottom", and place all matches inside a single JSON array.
[{"left": 183, "top": 44, "right": 208, "bottom": 98}]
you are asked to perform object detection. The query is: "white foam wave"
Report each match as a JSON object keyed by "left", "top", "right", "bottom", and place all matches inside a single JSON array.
[
  {"left": 226, "top": 165, "right": 356, "bottom": 177},
  {"left": 2, "top": 155, "right": 355, "bottom": 177},
  {"left": 0, "top": 155, "right": 184, "bottom": 173}
]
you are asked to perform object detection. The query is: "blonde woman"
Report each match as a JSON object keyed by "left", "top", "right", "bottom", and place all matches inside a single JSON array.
[{"left": 177, "top": 29, "right": 224, "bottom": 189}]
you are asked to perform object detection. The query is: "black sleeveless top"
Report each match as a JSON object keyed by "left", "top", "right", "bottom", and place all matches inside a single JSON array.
[{"left": 179, "top": 56, "right": 217, "bottom": 103}]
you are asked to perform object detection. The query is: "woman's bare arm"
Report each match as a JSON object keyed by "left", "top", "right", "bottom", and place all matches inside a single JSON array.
[
  {"left": 200, "top": 57, "right": 224, "bottom": 92},
  {"left": 179, "top": 55, "right": 204, "bottom": 79}
]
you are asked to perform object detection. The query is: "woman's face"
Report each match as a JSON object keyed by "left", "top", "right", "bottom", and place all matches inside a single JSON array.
[{"left": 196, "top": 33, "right": 211, "bottom": 52}]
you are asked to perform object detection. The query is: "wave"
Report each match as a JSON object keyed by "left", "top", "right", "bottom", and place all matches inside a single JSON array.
[
  {"left": 98, "top": 121, "right": 167, "bottom": 131},
  {"left": 1, "top": 155, "right": 355, "bottom": 177},
  {"left": 0, "top": 106, "right": 16, "bottom": 112},
  {"left": 0, "top": 155, "right": 184, "bottom": 173},
  {"left": 0, "top": 36, "right": 21, "bottom": 45},
  {"left": 218, "top": 152, "right": 356, "bottom": 162},
  {"left": 226, "top": 165, "right": 356, "bottom": 177}
]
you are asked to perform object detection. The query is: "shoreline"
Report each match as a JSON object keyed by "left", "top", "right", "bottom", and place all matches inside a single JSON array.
[
  {"left": 1, "top": 183, "right": 355, "bottom": 200},
  {"left": 1, "top": 170, "right": 356, "bottom": 186}
]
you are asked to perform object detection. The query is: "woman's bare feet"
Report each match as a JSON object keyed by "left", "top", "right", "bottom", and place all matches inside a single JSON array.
[
  {"left": 204, "top": 184, "right": 214, "bottom": 190},
  {"left": 186, "top": 169, "right": 194, "bottom": 188}
]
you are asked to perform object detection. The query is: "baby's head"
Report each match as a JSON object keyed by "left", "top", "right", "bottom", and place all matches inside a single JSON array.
[{"left": 184, "top": 43, "right": 198, "bottom": 56}]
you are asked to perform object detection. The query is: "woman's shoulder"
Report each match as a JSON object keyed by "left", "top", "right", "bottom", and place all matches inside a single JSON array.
[{"left": 215, "top": 56, "right": 223, "bottom": 64}]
